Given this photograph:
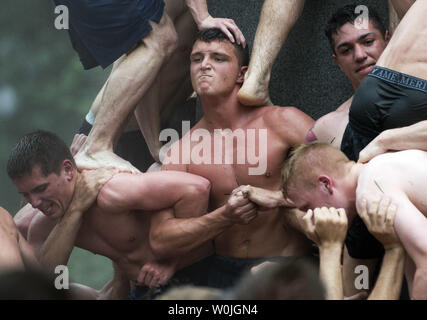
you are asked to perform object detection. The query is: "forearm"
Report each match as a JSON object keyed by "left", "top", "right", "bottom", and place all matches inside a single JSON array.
[
  {"left": 151, "top": 206, "right": 232, "bottom": 259},
  {"left": 368, "top": 246, "right": 405, "bottom": 300},
  {"left": 39, "top": 209, "right": 83, "bottom": 273},
  {"left": 380, "top": 121, "right": 427, "bottom": 152},
  {"left": 185, "top": 0, "right": 210, "bottom": 27},
  {"left": 319, "top": 244, "right": 344, "bottom": 300},
  {"left": 412, "top": 266, "right": 427, "bottom": 299}
]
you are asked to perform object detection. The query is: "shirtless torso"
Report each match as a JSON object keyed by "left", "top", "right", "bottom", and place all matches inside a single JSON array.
[
  {"left": 164, "top": 105, "right": 313, "bottom": 259},
  {"left": 356, "top": 149, "right": 427, "bottom": 295},
  {"left": 27, "top": 170, "right": 210, "bottom": 285},
  {"left": 377, "top": 0, "right": 427, "bottom": 79}
]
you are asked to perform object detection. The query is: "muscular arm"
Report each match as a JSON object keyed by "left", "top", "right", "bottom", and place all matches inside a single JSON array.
[
  {"left": 301, "top": 208, "right": 348, "bottom": 300},
  {"left": 150, "top": 188, "right": 256, "bottom": 259},
  {"left": 359, "top": 121, "right": 427, "bottom": 163},
  {"left": 388, "top": 195, "right": 427, "bottom": 299}
]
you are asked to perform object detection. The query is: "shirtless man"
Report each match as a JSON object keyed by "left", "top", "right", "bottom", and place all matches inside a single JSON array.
[
  {"left": 60, "top": 0, "right": 245, "bottom": 170},
  {"left": 7, "top": 130, "right": 225, "bottom": 299},
  {"left": 281, "top": 143, "right": 426, "bottom": 299},
  {"left": 237, "top": 0, "right": 401, "bottom": 107},
  {"left": 0, "top": 207, "right": 38, "bottom": 273},
  {"left": 149, "top": 28, "right": 314, "bottom": 289}
]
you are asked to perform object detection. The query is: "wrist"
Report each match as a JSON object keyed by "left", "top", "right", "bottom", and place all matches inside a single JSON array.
[{"left": 319, "top": 242, "right": 344, "bottom": 253}]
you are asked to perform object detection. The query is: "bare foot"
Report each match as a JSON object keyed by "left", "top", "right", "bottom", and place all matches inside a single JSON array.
[
  {"left": 238, "top": 73, "right": 273, "bottom": 107},
  {"left": 74, "top": 149, "right": 140, "bottom": 174}
]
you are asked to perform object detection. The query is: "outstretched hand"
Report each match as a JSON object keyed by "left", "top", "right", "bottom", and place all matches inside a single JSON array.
[
  {"left": 199, "top": 16, "right": 246, "bottom": 47},
  {"left": 69, "top": 168, "right": 117, "bottom": 214},
  {"left": 358, "top": 196, "right": 401, "bottom": 250}
]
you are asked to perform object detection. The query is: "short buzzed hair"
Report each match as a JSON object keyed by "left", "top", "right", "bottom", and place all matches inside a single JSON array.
[
  {"left": 194, "top": 28, "right": 249, "bottom": 67},
  {"left": 7, "top": 130, "right": 75, "bottom": 180},
  {"left": 325, "top": 4, "right": 387, "bottom": 54},
  {"left": 281, "top": 143, "right": 350, "bottom": 199}
]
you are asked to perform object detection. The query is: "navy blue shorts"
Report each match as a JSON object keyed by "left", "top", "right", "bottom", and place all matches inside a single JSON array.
[{"left": 54, "top": 0, "right": 165, "bottom": 69}]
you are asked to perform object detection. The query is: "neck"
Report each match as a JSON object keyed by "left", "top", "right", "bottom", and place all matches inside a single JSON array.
[
  {"left": 200, "top": 86, "right": 253, "bottom": 130},
  {"left": 343, "top": 161, "right": 364, "bottom": 223}
]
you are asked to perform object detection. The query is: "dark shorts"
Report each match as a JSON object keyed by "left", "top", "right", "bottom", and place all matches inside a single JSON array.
[
  {"left": 54, "top": 0, "right": 165, "bottom": 69},
  {"left": 78, "top": 119, "right": 154, "bottom": 172},
  {"left": 343, "top": 66, "right": 427, "bottom": 260}
]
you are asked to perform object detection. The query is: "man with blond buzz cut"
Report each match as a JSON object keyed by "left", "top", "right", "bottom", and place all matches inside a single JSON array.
[{"left": 281, "top": 142, "right": 427, "bottom": 299}]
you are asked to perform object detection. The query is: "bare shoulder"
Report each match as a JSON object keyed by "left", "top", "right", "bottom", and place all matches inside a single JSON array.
[
  {"left": 0, "top": 207, "right": 16, "bottom": 229},
  {"left": 262, "top": 106, "right": 312, "bottom": 126}
]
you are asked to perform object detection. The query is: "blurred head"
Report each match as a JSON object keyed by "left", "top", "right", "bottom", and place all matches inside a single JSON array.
[
  {"left": 190, "top": 28, "right": 249, "bottom": 97},
  {"left": 7, "top": 130, "right": 76, "bottom": 218},
  {"left": 325, "top": 4, "right": 390, "bottom": 89},
  {"left": 281, "top": 143, "right": 354, "bottom": 212},
  {"left": 225, "top": 259, "right": 324, "bottom": 300}
]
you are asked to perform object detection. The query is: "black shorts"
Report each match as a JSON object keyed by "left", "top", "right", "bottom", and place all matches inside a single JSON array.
[
  {"left": 54, "top": 0, "right": 165, "bottom": 69},
  {"left": 78, "top": 119, "right": 154, "bottom": 172},
  {"left": 342, "top": 66, "right": 427, "bottom": 260},
  {"left": 346, "top": 66, "right": 427, "bottom": 161}
]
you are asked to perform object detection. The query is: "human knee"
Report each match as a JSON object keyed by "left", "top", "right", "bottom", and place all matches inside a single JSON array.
[{"left": 149, "top": 14, "right": 178, "bottom": 58}]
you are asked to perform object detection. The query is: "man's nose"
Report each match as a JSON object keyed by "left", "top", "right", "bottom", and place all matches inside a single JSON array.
[
  {"left": 28, "top": 194, "right": 42, "bottom": 209},
  {"left": 354, "top": 44, "right": 367, "bottom": 62},
  {"left": 201, "top": 57, "right": 211, "bottom": 70}
]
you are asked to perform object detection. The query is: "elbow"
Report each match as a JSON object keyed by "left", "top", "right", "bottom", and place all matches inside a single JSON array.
[{"left": 188, "top": 177, "right": 211, "bottom": 200}]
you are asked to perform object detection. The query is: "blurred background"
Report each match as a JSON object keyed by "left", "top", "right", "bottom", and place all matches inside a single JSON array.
[{"left": 1, "top": 0, "right": 112, "bottom": 289}]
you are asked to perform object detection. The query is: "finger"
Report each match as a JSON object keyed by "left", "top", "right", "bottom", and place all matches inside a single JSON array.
[
  {"left": 337, "top": 208, "right": 348, "bottom": 225},
  {"left": 358, "top": 198, "right": 369, "bottom": 224},
  {"left": 303, "top": 209, "right": 316, "bottom": 235},
  {"left": 386, "top": 203, "right": 397, "bottom": 228},
  {"left": 377, "top": 196, "right": 390, "bottom": 224},
  {"left": 137, "top": 268, "right": 147, "bottom": 285},
  {"left": 149, "top": 275, "right": 160, "bottom": 288},
  {"left": 367, "top": 198, "right": 380, "bottom": 218},
  {"left": 144, "top": 271, "right": 153, "bottom": 287},
  {"left": 237, "top": 201, "right": 256, "bottom": 213},
  {"left": 218, "top": 25, "right": 235, "bottom": 44}
]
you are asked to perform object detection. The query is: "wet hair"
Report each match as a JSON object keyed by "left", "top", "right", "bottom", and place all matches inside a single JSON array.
[
  {"left": 7, "top": 130, "right": 75, "bottom": 180},
  {"left": 325, "top": 4, "right": 387, "bottom": 53},
  {"left": 194, "top": 28, "right": 249, "bottom": 67}
]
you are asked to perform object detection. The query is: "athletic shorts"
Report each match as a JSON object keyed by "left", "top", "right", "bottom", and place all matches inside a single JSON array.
[
  {"left": 54, "top": 0, "right": 165, "bottom": 69},
  {"left": 78, "top": 117, "right": 154, "bottom": 172},
  {"left": 342, "top": 66, "right": 427, "bottom": 260}
]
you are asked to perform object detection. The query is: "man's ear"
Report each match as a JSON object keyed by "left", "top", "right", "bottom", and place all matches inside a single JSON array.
[
  {"left": 384, "top": 30, "right": 391, "bottom": 44},
  {"left": 237, "top": 66, "right": 248, "bottom": 84},
  {"left": 63, "top": 160, "right": 75, "bottom": 181},
  {"left": 318, "top": 175, "right": 333, "bottom": 195},
  {"left": 332, "top": 54, "right": 344, "bottom": 73}
]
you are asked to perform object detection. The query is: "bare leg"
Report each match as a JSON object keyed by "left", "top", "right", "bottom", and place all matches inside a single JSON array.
[
  {"left": 75, "top": 12, "right": 179, "bottom": 172},
  {"left": 134, "top": 6, "right": 197, "bottom": 163},
  {"left": 237, "top": 0, "right": 305, "bottom": 107}
]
